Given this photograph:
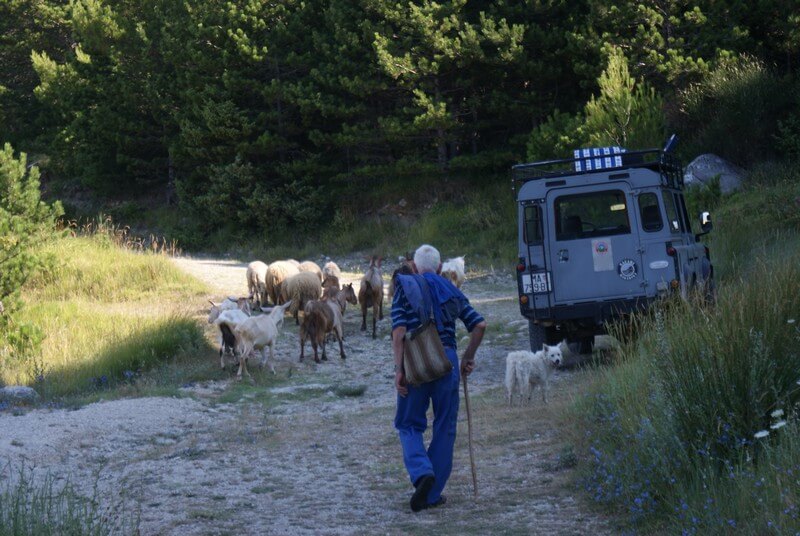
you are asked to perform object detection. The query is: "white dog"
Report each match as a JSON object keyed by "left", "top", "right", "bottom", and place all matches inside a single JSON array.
[{"left": 505, "top": 344, "right": 563, "bottom": 405}]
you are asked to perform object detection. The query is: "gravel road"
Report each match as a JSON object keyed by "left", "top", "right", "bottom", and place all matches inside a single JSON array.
[{"left": 0, "top": 255, "right": 614, "bottom": 535}]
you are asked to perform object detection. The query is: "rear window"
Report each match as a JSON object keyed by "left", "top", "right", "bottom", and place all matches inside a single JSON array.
[
  {"left": 554, "top": 190, "right": 631, "bottom": 241},
  {"left": 638, "top": 193, "right": 663, "bottom": 232},
  {"left": 523, "top": 205, "right": 543, "bottom": 245}
]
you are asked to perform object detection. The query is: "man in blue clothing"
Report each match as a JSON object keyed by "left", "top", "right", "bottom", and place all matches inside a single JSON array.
[{"left": 391, "top": 244, "right": 487, "bottom": 512}]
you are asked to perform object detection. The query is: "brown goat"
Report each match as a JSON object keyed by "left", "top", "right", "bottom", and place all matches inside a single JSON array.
[
  {"left": 299, "top": 300, "right": 345, "bottom": 363},
  {"left": 323, "top": 283, "right": 358, "bottom": 315},
  {"left": 358, "top": 255, "right": 384, "bottom": 339},
  {"left": 322, "top": 274, "right": 340, "bottom": 291}
]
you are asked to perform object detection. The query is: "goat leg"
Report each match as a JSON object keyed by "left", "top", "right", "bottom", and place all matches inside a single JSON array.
[
  {"left": 360, "top": 305, "right": 367, "bottom": 331},
  {"left": 264, "top": 346, "right": 275, "bottom": 375},
  {"left": 337, "top": 331, "right": 346, "bottom": 360}
]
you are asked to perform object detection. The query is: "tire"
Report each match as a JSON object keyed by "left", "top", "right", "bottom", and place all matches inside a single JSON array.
[{"left": 529, "top": 321, "right": 546, "bottom": 352}]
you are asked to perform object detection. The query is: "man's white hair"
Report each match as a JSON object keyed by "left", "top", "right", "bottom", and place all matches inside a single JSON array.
[{"left": 414, "top": 244, "right": 441, "bottom": 274}]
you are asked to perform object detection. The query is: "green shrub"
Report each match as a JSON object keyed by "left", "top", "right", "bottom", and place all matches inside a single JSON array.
[
  {"left": 576, "top": 238, "right": 800, "bottom": 532},
  {"left": 678, "top": 58, "right": 793, "bottom": 166}
]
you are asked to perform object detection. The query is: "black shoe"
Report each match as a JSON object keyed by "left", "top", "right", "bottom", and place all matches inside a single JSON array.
[
  {"left": 423, "top": 495, "right": 446, "bottom": 510},
  {"left": 410, "top": 475, "right": 435, "bottom": 512}
]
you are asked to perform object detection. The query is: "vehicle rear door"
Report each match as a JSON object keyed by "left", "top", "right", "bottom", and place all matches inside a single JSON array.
[{"left": 546, "top": 184, "right": 645, "bottom": 303}]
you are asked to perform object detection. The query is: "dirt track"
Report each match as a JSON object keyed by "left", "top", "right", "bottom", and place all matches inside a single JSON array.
[{"left": 0, "top": 256, "right": 614, "bottom": 535}]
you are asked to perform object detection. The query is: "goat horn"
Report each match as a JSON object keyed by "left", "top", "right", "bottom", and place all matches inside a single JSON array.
[{"left": 209, "top": 300, "right": 218, "bottom": 307}]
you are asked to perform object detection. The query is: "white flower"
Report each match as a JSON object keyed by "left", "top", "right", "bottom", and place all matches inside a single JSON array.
[
  {"left": 754, "top": 430, "right": 770, "bottom": 439},
  {"left": 771, "top": 421, "right": 787, "bottom": 430},
  {"left": 788, "top": 319, "right": 796, "bottom": 324},
  {"left": 771, "top": 409, "right": 785, "bottom": 419}
]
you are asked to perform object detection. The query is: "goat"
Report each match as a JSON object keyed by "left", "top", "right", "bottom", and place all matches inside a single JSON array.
[
  {"left": 213, "top": 308, "right": 250, "bottom": 369},
  {"left": 388, "top": 255, "right": 414, "bottom": 301},
  {"left": 300, "top": 300, "right": 345, "bottom": 363},
  {"left": 322, "top": 274, "right": 340, "bottom": 292},
  {"left": 233, "top": 301, "right": 292, "bottom": 378},
  {"left": 358, "top": 255, "right": 384, "bottom": 339},
  {"left": 246, "top": 260, "right": 269, "bottom": 307},
  {"left": 322, "top": 283, "right": 358, "bottom": 315},
  {"left": 207, "top": 297, "right": 251, "bottom": 323},
  {"left": 441, "top": 256, "right": 466, "bottom": 288}
]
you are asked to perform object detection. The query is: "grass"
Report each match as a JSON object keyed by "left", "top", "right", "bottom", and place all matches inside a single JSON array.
[
  {"left": 574, "top": 166, "right": 800, "bottom": 533},
  {"left": 0, "top": 464, "right": 137, "bottom": 535},
  {"left": 0, "top": 228, "right": 213, "bottom": 402}
]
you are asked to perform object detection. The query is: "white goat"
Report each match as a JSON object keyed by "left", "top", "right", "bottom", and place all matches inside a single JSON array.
[
  {"left": 233, "top": 301, "right": 292, "bottom": 378},
  {"left": 441, "top": 256, "right": 466, "bottom": 288},
  {"left": 207, "top": 297, "right": 251, "bottom": 323},
  {"left": 504, "top": 344, "right": 563, "bottom": 405},
  {"left": 213, "top": 308, "right": 250, "bottom": 369},
  {"left": 246, "top": 261, "right": 269, "bottom": 307}
]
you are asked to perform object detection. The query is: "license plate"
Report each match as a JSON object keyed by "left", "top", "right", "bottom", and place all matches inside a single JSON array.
[{"left": 522, "top": 272, "right": 551, "bottom": 294}]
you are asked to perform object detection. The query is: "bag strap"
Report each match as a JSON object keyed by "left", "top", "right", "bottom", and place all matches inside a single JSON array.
[{"left": 414, "top": 274, "right": 445, "bottom": 332}]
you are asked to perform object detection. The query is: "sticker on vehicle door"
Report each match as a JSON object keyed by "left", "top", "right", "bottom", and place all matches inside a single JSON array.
[
  {"left": 618, "top": 258, "right": 638, "bottom": 280},
  {"left": 592, "top": 239, "right": 614, "bottom": 272}
]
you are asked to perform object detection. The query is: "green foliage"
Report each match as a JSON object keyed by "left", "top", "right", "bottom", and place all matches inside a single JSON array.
[
  {"left": 527, "top": 110, "right": 588, "bottom": 161},
  {"left": 0, "top": 144, "right": 62, "bottom": 365},
  {"left": 677, "top": 57, "right": 793, "bottom": 166},
  {"left": 583, "top": 48, "right": 665, "bottom": 149},
  {"left": 0, "top": 464, "right": 136, "bottom": 535}
]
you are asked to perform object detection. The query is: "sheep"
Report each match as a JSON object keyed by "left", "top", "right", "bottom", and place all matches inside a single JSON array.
[
  {"left": 441, "top": 256, "right": 466, "bottom": 288},
  {"left": 322, "top": 261, "right": 341, "bottom": 281},
  {"left": 213, "top": 308, "right": 250, "bottom": 370},
  {"left": 504, "top": 345, "right": 563, "bottom": 406},
  {"left": 287, "top": 259, "right": 301, "bottom": 267},
  {"left": 280, "top": 271, "right": 323, "bottom": 324},
  {"left": 299, "top": 299, "right": 345, "bottom": 363},
  {"left": 265, "top": 260, "right": 300, "bottom": 305},
  {"left": 233, "top": 301, "right": 293, "bottom": 378},
  {"left": 298, "top": 260, "right": 323, "bottom": 282},
  {"left": 246, "top": 260, "right": 269, "bottom": 307},
  {"left": 322, "top": 283, "right": 358, "bottom": 315},
  {"left": 207, "top": 296, "right": 251, "bottom": 323},
  {"left": 359, "top": 256, "right": 384, "bottom": 339}
]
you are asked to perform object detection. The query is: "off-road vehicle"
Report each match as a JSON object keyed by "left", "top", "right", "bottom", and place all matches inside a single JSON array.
[{"left": 513, "top": 140, "right": 714, "bottom": 353}]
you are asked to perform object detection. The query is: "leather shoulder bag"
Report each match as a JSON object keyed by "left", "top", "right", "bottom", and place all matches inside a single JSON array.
[{"left": 402, "top": 276, "right": 452, "bottom": 385}]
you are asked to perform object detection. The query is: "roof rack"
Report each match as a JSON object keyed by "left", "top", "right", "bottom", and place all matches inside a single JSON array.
[{"left": 511, "top": 148, "right": 683, "bottom": 196}]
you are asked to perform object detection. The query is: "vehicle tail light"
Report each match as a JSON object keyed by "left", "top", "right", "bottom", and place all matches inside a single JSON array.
[
  {"left": 520, "top": 295, "right": 529, "bottom": 304},
  {"left": 670, "top": 279, "right": 680, "bottom": 289},
  {"left": 666, "top": 245, "right": 677, "bottom": 257},
  {"left": 517, "top": 258, "right": 526, "bottom": 272}
]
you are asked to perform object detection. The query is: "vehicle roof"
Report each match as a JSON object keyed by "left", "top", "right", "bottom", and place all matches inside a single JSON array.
[{"left": 512, "top": 149, "right": 683, "bottom": 198}]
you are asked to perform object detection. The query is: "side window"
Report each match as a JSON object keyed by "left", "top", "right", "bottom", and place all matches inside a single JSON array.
[
  {"left": 524, "top": 205, "right": 543, "bottom": 245},
  {"left": 663, "top": 192, "right": 682, "bottom": 233},
  {"left": 554, "top": 189, "right": 630, "bottom": 241},
  {"left": 676, "top": 194, "right": 693, "bottom": 233},
  {"left": 638, "top": 193, "right": 663, "bottom": 232}
]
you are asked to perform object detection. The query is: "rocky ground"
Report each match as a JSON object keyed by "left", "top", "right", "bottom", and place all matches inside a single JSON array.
[{"left": 0, "top": 255, "right": 616, "bottom": 535}]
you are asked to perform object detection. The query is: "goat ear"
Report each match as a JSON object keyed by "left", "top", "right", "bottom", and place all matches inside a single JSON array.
[
  {"left": 542, "top": 343, "right": 547, "bottom": 352},
  {"left": 260, "top": 306, "right": 274, "bottom": 313}
]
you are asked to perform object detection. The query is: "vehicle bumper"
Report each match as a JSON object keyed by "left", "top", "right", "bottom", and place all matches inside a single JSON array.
[{"left": 521, "top": 295, "right": 653, "bottom": 326}]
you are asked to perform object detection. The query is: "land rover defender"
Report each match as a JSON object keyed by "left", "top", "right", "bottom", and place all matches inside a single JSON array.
[{"left": 513, "top": 141, "right": 714, "bottom": 354}]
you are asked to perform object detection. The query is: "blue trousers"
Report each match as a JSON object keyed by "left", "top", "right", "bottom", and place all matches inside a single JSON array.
[{"left": 394, "top": 347, "right": 459, "bottom": 504}]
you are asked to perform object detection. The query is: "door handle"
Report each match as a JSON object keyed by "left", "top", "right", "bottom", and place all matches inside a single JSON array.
[{"left": 558, "top": 249, "right": 569, "bottom": 262}]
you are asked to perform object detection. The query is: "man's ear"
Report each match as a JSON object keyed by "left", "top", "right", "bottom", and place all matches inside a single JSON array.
[
  {"left": 436, "top": 262, "right": 443, "bottom": 275},
  {"left": 411, "top": 261, "right": 419, "bottom": 274}
]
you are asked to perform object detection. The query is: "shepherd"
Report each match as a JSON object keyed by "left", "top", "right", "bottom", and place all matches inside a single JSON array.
[{"left": 391, "top": 244, "right": 487, "bottom": 512}]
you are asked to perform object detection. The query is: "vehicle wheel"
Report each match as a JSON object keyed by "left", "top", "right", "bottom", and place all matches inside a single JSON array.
[
  {"left": 578, "top": 336, "right": 594, "bottom": 355},
  {"left": 529, "top": 321, "right": 546, "bottom": 352}
]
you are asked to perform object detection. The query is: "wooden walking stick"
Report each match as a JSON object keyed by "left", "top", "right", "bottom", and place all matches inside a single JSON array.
[{"left": 462, "top": 374, "right": 478, "bottom": 499}]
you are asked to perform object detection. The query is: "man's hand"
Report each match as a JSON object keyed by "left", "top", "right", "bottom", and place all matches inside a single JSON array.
[
  {"left": 460, "top": 359, "right": 475, "bottom": 376},
  {"left": 395, "top": 371, "right": 408, "bottom": 397}
]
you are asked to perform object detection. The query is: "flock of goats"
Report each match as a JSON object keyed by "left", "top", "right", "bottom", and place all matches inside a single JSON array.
[{"left": 206, "top": 255, "right": 466, "bottom": 379}]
